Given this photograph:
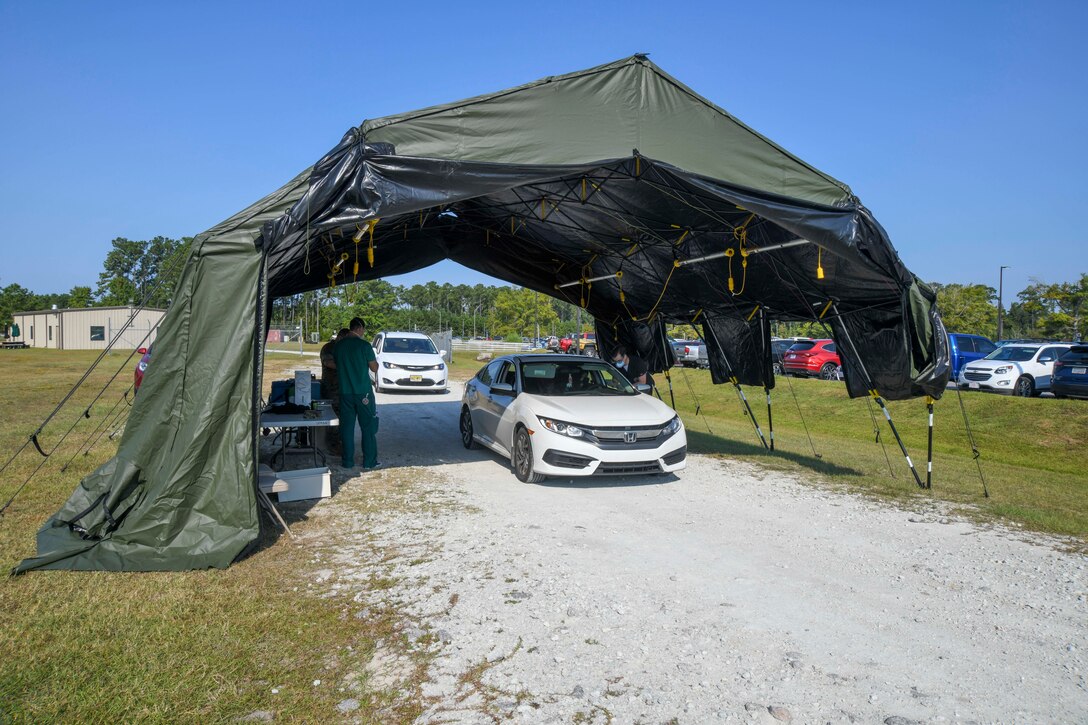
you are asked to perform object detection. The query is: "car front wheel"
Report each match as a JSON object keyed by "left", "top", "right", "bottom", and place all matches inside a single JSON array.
[
  {"left": 460, "top": 407, "right": 478, "bottom": 449},
  {"left": 1014, "top": 375, "right": 1035, "bottom": 397},
  {"left": 512, "top": 426, "right": 545, "bottom": 483}
]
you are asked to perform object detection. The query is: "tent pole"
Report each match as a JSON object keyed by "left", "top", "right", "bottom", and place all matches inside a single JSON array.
[
  {"left": 925, "top": 396, "right": 934, "bottom": 489},
  {"left": 657, "top": 323, "right": 676, "bottom": 409},
  {"left": 760, "top": 309, "right": 774, "bottom": 452},
  {"left": 831, "top": 303, "right": 924, "bottom": 489},
  {"left": 701, "top": 323, "right": 768, "bottom": 450}
]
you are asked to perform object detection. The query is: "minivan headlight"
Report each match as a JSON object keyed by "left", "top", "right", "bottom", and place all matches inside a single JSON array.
[
  {"left": 383, "top": 361, "right": 401, "bottom": 369},
  {"left": 538, "top": 417, "right": 585, "bottom": 438}
]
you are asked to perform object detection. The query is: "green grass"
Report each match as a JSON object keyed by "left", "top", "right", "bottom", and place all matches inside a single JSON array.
[
  {"left": 0, "top": 349, "right": 428, "bottom": 722},
  {"left": 1, "top": 349, "right": 1085, "bottom": 718},
  {"left": 663, "top": 366, "right": 1088, "bottom": 541}
]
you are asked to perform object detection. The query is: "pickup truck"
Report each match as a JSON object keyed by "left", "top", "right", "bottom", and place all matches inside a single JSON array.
[{"left": 679, "top": 341, "right": 708, "bottom": 368}]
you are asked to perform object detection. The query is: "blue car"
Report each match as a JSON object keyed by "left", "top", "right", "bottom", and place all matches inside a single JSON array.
[
  {"left": 948, "top": 333, "right": 997, "bottom": 381},
  {"left": 1052, "top": 345, "right": 1088, "bottom": 399}
]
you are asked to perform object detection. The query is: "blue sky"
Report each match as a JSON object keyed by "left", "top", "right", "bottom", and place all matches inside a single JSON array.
[{"left": 1, "top": 0, "right": 1085, "bottom": 300}]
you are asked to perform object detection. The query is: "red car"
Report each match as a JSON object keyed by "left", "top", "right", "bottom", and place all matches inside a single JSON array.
[
  {"left": 558, "top": 337, "right": 574, "bottom": 353},
  {"left": 782, "top": 339, "right": 841, "bottom": 380}
]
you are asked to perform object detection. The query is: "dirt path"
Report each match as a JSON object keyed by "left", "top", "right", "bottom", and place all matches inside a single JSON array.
[{"left": 316, "top": 383, "right": 1086, "bottom": 723}]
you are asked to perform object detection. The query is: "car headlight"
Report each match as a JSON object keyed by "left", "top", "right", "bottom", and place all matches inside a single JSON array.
[
  {"left": 993, "top": 366, "right": 1013, "bottom": 374},
  {"left": 538, "top": 417, "right": 585, "bottom": 438},
  {"left": 383, "top": 361, "right": 401, "bottom": 369},
  {"left": 432, "top": 363, "right": 446, "bottom": 371},
  {"left": 663, "top": 416, "right": 681, "bottom": 435}
]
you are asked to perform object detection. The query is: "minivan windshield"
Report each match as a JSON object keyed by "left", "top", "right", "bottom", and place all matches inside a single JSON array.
[
  {"left": 519, "top": 360, "right": 638, "bottom": 396},
  {"left": 984, "top": 346, "right": 1036, "bottom": 362},
  {"left": 384, "top": 337, "right": 438, "bottom": 355}
]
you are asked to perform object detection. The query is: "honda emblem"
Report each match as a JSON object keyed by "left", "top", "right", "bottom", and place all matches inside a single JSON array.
[{"left": 623, "top": 431, "right": 637, "bottom": 443}]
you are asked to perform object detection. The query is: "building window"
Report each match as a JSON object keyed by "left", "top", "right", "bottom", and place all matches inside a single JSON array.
[
  {"left": 49, "top": 326, "right": 53, "bottom": 341},
  {"left": 90, "top": 326, "right": 105, "bottom": 341}
]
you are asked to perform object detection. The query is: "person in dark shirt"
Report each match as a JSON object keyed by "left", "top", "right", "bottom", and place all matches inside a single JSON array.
[
  {"left": 611, "top": 344, "right": 654, "bottom": 392},
  {"left": 333, "top": 318, "right": 379, "bottom": 469},
  {"left": 319, "top": 328, "right": 351, "bottom": 455}
]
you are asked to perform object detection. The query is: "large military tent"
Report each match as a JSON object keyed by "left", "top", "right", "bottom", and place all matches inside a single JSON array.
[{"left": 16, "top": 55, "right": 949, "bottom": 573}]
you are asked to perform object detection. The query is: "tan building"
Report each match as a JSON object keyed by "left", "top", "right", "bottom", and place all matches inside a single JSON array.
[{"left": 10, "top": 306, "right": 166, "bottom": 350}]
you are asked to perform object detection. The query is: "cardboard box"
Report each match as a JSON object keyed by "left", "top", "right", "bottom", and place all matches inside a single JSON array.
[{"left": 275, "top": 466, "right": 331, "bottom": 502}]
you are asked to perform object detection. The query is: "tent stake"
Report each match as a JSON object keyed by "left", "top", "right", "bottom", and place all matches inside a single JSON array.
[
  {"left": 925, "top": 395, "right": 935, "bottom": 489},
  {"left": 832, "top": 303, "right": 924, "bottom": 489}
]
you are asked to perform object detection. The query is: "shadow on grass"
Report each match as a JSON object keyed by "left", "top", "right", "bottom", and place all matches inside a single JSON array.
[{"left": 685, "top": 429, "right": 864, "bottom": 477}]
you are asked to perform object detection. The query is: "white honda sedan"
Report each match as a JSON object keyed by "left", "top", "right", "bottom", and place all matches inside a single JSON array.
[
  {"left": 370, "top": 331, "right": 448, "bottom": 393},
  {"left": 459, "top": 354, "right": 686, "bottom": 483}
]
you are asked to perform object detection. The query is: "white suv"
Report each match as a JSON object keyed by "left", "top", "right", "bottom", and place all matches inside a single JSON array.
[{"left": 958, "top": 343, "right": 1071, "bottom": 397}]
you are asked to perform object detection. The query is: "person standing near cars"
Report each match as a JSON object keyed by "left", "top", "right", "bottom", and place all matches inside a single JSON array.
[
  {"left": 611, "top": 344, "right": 654, "bottom": 391},
  {"left": 320, "top": 328, "right": 351, "bottom": 455},
  {"left": 334, "top": 318, "right": 380, "bottom": 469}
]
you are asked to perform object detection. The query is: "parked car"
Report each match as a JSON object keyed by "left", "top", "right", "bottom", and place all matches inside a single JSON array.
[
  {"left": 948, "top": 333, "right": 997, "bottom": 381},
  {"left": 134, "top": 346, "right": 152, "bottom": 393},
  {"left": 1052, "top": 345, "right": 1088, "bottom": 399},
  {"left": 782, "top": 339, "right": 841, "bottom": 380},
  {"left": 558, "top": 336, "right": 574, "bottom": 353},
  {"left": 958, "top": 343, "right": 1072, "bottom": 396},
  {"left": 459, "top": 354, "right": 686, "bottom": 482},
  {"left": 370, "top": 331, "right": 448, "bottom": 393},
  {"left": 678, "top": 341, "right": 705, "bottom": 368},
  {"left": 575, "top": 332, "right": 597, "bottom": 357},
  {"left": 771, "top": 337, "right": 810, "bottom": 376},
  {"left": 669, "top": 338, "right": 687, "bottom": 364},
  {"left": 544, "top": 336, "right": 560, "bottom": 352}
]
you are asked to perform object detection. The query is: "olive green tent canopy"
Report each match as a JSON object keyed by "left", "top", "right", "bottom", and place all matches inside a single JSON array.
[{"left": 15, "top": 55, "right": 949, "bottom": 573}]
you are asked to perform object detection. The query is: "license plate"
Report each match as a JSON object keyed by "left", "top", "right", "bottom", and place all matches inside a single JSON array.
[
  {"left": 969, "top": 382, "right": 980, "bottom": 389},
  {"left": 1073, "top": 367, "right": 1087, "bottom": 375},
  {"left": 410, "top": 374, "right": 423, "bottom": 382}
]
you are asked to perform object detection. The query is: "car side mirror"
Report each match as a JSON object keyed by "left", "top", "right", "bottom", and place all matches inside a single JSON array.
[
  {"left": 138, "top": 347, "right": 148, "bottom": 354},
  {"left": 439, "top": 349, "right": 447, "bottom": 358},
  {"left": 636, "top": 383, "right": 652, "bottom": 394},
  {"left": 491, "top": 382, "right": 515, "bottom": 395}
]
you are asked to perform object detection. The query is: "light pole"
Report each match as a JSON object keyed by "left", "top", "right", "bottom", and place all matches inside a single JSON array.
[
  {"left": 997, "top": 265, "right": 1010, "bottom": 341},
  {"left": 472, "top": 303, "right": 484, "bottom": 339}
]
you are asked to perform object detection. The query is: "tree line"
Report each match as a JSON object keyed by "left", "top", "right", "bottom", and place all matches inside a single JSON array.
[{"left": 2, "top": 236, "right": 1084, "bottom": 343}]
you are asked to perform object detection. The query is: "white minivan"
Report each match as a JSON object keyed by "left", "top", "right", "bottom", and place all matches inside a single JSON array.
[{"left": 370, "top": 331, "right": 448, "bottom": 393}]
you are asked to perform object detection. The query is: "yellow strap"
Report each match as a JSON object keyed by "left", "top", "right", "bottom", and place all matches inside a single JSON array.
[
  {"left": 818, "top": 300, "right": 833, "bottom": 319},
  {"left": 691, "top": 308, "right": 703, "bottom": 323},
  {"left": 746, "top": 304, "right": 760, "bottom": 322}
]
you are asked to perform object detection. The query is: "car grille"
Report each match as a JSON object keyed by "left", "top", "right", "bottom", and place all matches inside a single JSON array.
[
  {"left": 394, "top": 377, "right": 442, "bottom": 386},
  {"left": 662, "top": 447, "right": 686, "bottom": 465},
  {"left": 401, "top": 364, "right": 436, "bottom": 371},
  {"left": 596, "top": 461, "right": 663, "bottom": 475},
  {"left": 964, "top": 370, "right": 991, "bottom": 381},
  {"left": 587, "top": 425, "right": 664, "bottom": 441}
]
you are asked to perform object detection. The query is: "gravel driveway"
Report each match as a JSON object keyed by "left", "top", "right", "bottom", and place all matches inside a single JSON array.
[{"left": 317, "top": 382, "right": 1087, "bottom": 723}]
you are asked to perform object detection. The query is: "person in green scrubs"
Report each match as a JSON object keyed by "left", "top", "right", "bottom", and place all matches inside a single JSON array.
[{"left": 333, "top": 317, "right": 379, "bottom": 469}]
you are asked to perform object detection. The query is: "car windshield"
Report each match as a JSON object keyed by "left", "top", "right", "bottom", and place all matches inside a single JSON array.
[
  {"left": 519, "top": 360, "right": 638, "bottom": 396},
  {"left": 984, "top": 346, "right": 1037, "bottom": 362},
  {"left": 384, "top": 337, "right": 437, "bottom": 355}
]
